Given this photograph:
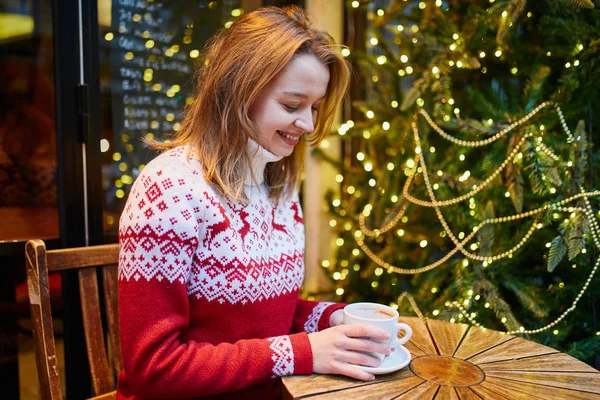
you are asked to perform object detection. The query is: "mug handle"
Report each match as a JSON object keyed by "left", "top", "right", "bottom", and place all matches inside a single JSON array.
[{"left": 394, "top": 323, "right": 413, "bottom": 347}]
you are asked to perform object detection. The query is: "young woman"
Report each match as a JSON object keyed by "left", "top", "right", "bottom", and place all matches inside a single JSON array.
[{"left": 117, "top": 6, "right": 391, "bottom": 399}]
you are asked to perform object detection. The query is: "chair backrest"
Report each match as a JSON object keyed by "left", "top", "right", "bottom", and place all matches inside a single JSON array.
[{"left": 26, "top": 239, "right": 122, "bottom": 400}]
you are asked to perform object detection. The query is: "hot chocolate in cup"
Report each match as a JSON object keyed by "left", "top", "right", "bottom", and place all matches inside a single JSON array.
[{"left": 343, "top": 302, "right": 413, "bottom": 363}]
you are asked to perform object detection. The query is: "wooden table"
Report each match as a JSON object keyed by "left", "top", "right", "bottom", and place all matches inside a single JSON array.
[{"left": 282, "top": 317, "right": 600, "bottom": 399}]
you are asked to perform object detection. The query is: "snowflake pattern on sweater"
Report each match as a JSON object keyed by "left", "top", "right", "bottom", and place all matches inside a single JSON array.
[{"left": 117, "top": 144, "right": 345, "bottom": 400}]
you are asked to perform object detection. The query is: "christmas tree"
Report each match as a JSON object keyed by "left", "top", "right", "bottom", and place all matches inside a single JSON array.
[{"left": 318, "top": 0, "right": 600, "bottom": 365}]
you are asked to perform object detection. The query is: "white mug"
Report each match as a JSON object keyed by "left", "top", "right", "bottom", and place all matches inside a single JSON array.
[{"left": 343, "top": 302, "right": 413, "bottom": 362}]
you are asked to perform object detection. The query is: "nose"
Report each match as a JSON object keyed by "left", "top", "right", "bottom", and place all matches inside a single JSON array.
[{"left": 293, "top": 108, "right": 315, "bottom": 133}]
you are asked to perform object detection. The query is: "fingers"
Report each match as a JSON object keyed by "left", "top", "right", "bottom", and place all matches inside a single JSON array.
[
  {"left": 342, "top": 349, "right": 383, "bottom": 368},
  {"left": 334, "top": 361, "right": 376, "bottom": 382},
  {"left": 345, "top": 337, "right": 391, "bottom": 358},
  {"left": 342, "top": 324, "right": 391, "bottom": 341}
]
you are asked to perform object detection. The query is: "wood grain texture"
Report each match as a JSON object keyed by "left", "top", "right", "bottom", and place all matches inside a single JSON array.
[
  {"left": 479, "top": 352, "right": 599, "bottom": 372},
  {"left": 90, "top": 391, "right": 117, "bottom": 400},
  {"left": 453, "top": 327, "right": 513, "bottom": 360},
  {"left": 282, "top": 368, "right": 415, "bottom": 398},
  {"left": 485, "top": 370, "right": 600, "bottom": 394},
  {"left": 466, "top": 336, "right": 558, "bottom": 364},
  {"left": 25, "top": 240, "right": 122, "bottom": 399},
  {"left": 46, "top": 244, "right": 119, "bottom": 271},
  {"left": 411, "top": 355, "right": 484, "bottom": 387},
  {"left": 26, "top": 240, "right": 63, "bottom": 400},
  {"left": 485, "top": 376, "right": 600, "bottom": 400},
  {"left": 401, "top": 381, "right": 439, "bottom": 399},
  {"left": 436, "top": 385, "right": 460, "bottom": 399},
  {"left": 79, "top": 268, "right": 112, "bottom": 395},
  {"left": 454, "top": 386, "right": 483, "bottom": 400},
  {"left": 469, "top": 382, "right": 513, "bottom": 399},
  {"left": 399, "top": 317, "right": 437, "bottom": 356},
  {"left": 425, "top": 319, "right": 469, "bottom": 356},
  {"left": 302, "top": 376, "right": 424, "bottom": 400},
  {"left": 282, "top": 316, "right": 600, "bottom": 399}
]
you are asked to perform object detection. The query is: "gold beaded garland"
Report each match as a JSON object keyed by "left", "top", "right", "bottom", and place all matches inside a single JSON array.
[{"left": 353, "top": 101, "right": 600, "bottom": 335}]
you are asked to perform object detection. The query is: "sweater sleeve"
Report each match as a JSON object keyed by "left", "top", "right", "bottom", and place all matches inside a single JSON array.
[
  {"left": 291, "top": 299, "right": 346, "bottom": 334},
  {"left": 118, "top": 160, "right": 313, "bottom": 399}
]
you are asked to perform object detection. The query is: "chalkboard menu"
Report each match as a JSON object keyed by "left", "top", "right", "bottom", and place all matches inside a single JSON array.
[{"left": 100, "top": 0, "right": 240, "bottom": 224}]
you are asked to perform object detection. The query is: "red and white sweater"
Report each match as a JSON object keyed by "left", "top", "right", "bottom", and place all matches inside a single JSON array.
[{"left": 117, "top": 140, "right": 344, "bottom": 399}]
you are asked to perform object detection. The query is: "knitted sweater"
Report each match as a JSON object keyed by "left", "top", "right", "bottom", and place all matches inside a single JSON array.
[{"left": 117, "top": 140, "right": 344, "bottom": 400}]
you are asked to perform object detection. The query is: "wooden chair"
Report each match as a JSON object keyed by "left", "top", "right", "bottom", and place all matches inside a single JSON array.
[{"left": 25, "top": 239, "right": 122, "bottom": 400}]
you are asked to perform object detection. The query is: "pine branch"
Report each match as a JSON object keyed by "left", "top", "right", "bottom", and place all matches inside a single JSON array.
[
  {"left": 547, "top": 235, "right": 567, "bottom": 272},
  {"left": 467, "top": 88, "right": 506, "bottom": 120},
  {"left": 561, "top": 0, "right": 595, "bottom": 9},
  {"left": 400, "top": 78, "right": 425, "bottom": 111},
  {"left": 496, "top": 0, "right": 528, "bottom": 46},
  {"left": 473, "top": 275, "right": 522, "bottom": 331},
  {"left": 572, "top": 120, "right": 589, "bottom": 184},
  {"left": 565, "top": 213, "right": 590, "bottom": 260},
  {"left": 523, "top": 66, "right": 551, "bottom": 114},
  {"left": 478, "top": 201, "right": 496, "bottom": 256},
  {"left": 568, "top": 336, "right": 600, "bottom": 363},
  {"left": 506, "top": 133, "right": 525, "bottom": 213},
  {"left": 507, "top": 170, "right": 524, "bottom": 212},
  {"left": 525, "top": 161, "right": 546, "bottom": 195},
  {"left": 523, "top": 137, "right": 562, "bottom": 194},
  {"left": 502, "top": 279, "right": 549, "bottom": 318},
  {"left": 439, "top": 118, "right": 496, "bottom": 137}
]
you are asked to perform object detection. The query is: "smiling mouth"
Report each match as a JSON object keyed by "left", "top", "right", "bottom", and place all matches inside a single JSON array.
[{"left": 277, "top": 131, "right": 300, "bottom": 142}]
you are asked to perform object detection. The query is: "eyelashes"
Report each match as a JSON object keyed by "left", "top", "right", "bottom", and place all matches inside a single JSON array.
[{"left": 283, "top": 104, "right": 320, "bottom": 114}]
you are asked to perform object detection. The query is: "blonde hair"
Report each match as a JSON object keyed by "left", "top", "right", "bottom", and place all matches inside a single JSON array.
[{"left": 153, "top": 6, "right": 350, "bottom": 200}]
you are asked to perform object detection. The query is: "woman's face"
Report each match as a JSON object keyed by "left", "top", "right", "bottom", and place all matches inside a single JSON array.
[{"left": 249, "top": 53, "right": 330, "bottom": 158}]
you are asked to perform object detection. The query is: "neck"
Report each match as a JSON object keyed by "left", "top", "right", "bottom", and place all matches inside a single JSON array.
[{"left": 245, "top": 138, "right": 283, "bottom": 186}]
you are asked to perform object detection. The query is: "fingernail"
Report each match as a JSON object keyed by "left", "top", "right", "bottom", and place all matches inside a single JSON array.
[{"left": 384, "top": 334, "right": 391, "bottom": 340}]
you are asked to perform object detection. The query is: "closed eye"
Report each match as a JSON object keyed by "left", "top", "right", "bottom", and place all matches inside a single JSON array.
[{"left": 284, "top": 104, "right": 298, "bottom": 112}]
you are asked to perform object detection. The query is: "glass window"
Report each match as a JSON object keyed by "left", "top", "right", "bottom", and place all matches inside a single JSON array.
[
  {"left": 0, "top": 0, "right": 58, "bottom": 241},
  {"left": 97, "top": 0, "right": 241, "bottom": 239}
]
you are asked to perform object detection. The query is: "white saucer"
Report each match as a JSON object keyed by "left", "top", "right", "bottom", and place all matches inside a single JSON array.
[{"left": 352, "top": 346, "right": 411, "bottom": 375}]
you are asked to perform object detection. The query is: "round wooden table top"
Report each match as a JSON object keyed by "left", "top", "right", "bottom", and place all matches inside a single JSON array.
[{"left": 282, "top": 316, "right": 600, "bottom": 399}]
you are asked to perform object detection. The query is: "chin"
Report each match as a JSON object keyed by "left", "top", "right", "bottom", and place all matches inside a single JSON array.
[
  {"left": 270, "top": 146, "right": 295, "bottom": 158},
  {"left": 282, "top": 147, "right": 297, "bottom": 158}
]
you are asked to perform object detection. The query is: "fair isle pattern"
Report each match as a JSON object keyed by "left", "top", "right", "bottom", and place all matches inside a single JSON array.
[
  {"left": 304, "top": 302, "right": 334, "bottom": 334},
  {"left": 119, "top": 224, "right": 199, "bottom": 284},
  {"left": 267, "top": 336, "right": 294, "bottom": 378},
  {"left": 188, "top": 252, "right": 304, "bottom": 304},
  {"left": 118, "top": 146, "right": 306, "bottom": 305}
]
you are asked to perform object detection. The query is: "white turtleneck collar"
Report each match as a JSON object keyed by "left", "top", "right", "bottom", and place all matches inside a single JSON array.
[{"left": 245, "top": 138, "right": 283, "bottom": 187}]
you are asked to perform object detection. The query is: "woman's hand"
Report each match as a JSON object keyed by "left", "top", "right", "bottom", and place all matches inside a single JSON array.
[{"left": 307, "top": 324, "right": 392, "bottom": 381}]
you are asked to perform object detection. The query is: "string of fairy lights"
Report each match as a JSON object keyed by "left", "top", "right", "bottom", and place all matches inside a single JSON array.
[
  {"left": 325, "top": 0, "right": 598, "bottom": 336},
  {"left": 340, "top": 102, "right": 600, "bottom": 335}
]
